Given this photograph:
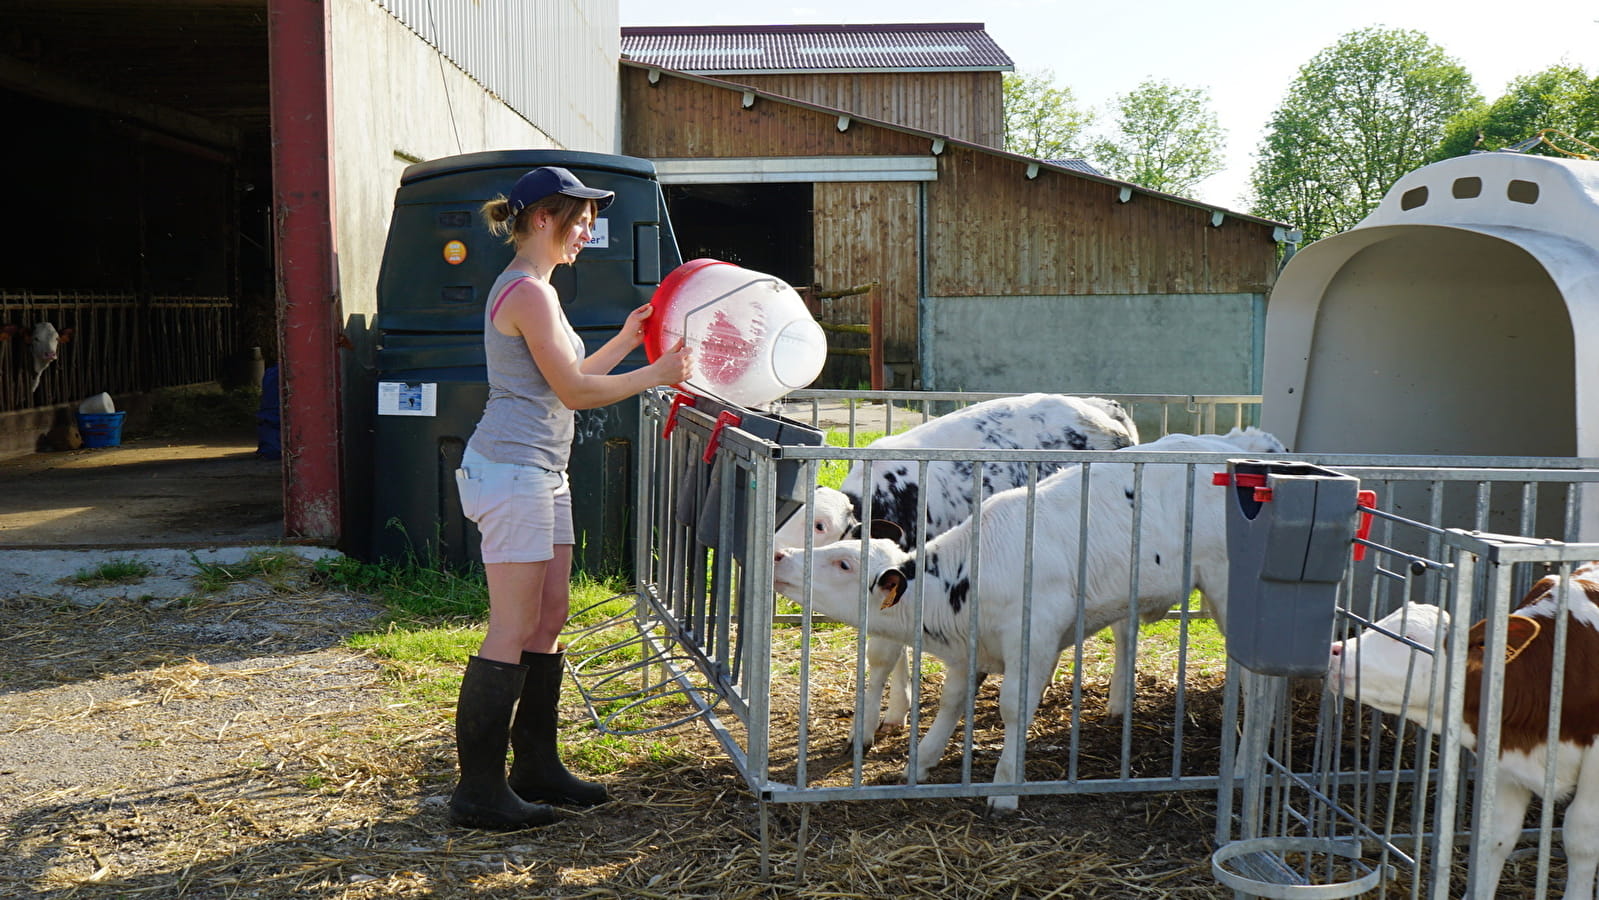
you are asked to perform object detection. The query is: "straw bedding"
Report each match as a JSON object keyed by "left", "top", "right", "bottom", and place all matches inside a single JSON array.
[{"left": 1, "top": 575, "right": 1254, "bottom": 899}]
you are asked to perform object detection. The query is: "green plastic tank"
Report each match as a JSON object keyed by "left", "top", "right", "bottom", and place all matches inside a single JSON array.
[{"left": 361, "top": 150, "right": 681, "bottom": 577}]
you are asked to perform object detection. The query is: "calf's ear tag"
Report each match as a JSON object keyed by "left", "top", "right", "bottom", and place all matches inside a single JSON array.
[
  {"left": 876, "top": 569, "right": 908, "bottom": 609},
  {"left": 1503, "top": 615, "right": 1542, "bottom": 665}
]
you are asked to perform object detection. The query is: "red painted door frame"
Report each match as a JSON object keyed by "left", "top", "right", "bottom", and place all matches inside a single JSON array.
[{"left": 266, "top": 0, "right": 342, "bottom": 541}]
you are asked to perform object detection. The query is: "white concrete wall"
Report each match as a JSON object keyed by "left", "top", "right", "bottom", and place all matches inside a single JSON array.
[{"left": 328, "top": 0, "right": 619, "bottom": 324}]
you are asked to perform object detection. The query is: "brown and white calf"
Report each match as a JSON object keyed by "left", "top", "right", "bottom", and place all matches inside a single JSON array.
[{"left": 1328, "top": 562, "right": 1599, "bottom": 898}]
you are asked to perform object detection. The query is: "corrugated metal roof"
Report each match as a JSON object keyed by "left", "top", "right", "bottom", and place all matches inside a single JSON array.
[
  {"left": 1044, "top": 159, "right": 1105, "bottom": 176},
  {"left": 620, "top": 23, "right": 1013, "bottom": 73}
]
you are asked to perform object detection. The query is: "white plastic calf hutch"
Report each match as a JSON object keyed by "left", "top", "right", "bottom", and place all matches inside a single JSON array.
[{"left": 1260, "top": 152, "right": 1599, "bottom": 541}]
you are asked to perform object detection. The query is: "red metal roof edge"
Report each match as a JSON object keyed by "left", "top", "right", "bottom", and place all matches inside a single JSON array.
[
  {"left": 621, "top": 60, "right": 1291, "bottom": 230},
  {"left": 621, "top": 23, "right": 988, "bottom": 37}
]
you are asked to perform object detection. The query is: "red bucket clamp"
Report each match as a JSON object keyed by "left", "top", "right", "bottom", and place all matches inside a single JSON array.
[
  {"left": 1216, "top": 473, "right": 1378, "bottom": 560},
  {"left": 1353, "top": 490, "right": 1377, "bottom": 561},
  {"left": 1212, "top": 472, "right": 1268, "bottom": 494},
  {"left": 702, "top": 410, "right": 743, "bottom": 463},
  {"left": 661, "top": 390, "right": 697, "bottom": 439}
]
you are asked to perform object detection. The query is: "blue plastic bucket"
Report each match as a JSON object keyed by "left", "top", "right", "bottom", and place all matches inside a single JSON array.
[{"left": 76, "top": 412, "right": 126, "bottom": 448}]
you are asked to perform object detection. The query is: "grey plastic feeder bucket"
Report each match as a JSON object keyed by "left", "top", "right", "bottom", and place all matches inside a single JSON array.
[{"left": 1221, "top": 459, "right": 1362, "bottom": 677}]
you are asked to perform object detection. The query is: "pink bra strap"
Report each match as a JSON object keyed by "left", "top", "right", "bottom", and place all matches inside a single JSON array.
[{"left": 489, "top": 275, "right": 533, "bottom": 322}]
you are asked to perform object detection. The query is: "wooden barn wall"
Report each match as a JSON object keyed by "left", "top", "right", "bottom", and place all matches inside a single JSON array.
[
  {"left": 812, "top": 181, "right": 920, "bottom": 360},
  {"left": 926, "top": 147, "right": 1279, "bottom": 297},
  {"left": 621, "top": 69, "right": 1285, "bottom": 394},
  {"left": 621, "top": 69, "right": 930, "bottom": 158},
  {"left": 719, "top": 71, "right": 1003, "bottom": 149}
]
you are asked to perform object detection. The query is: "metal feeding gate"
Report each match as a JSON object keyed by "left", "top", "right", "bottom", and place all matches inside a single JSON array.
[{"left": 559, "top": 387, "right": 1599, "bottom": 879}]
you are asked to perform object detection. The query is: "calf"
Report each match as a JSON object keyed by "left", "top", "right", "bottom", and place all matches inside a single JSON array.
[
  {"left": 775, "top": 484, "right": 854, "bottom": 550},
  {"left": 1328, "top": 562, "right": 1599, "bottom": 897},
  {"left": 773, "top": 429, "right": 1284, "bottom": 811},
  {"left": 839, "top": 393, "right": 1141, "bottom": 549},
  {"left": 29, "top": 322, "right": 61, "bottom": 393},
  {"left": 776, "top": 393, "right": 1143, "bottom": 743}
]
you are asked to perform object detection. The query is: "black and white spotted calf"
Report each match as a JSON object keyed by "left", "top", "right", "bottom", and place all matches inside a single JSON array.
[
  {"left": 776, "top": 393, "right": 1141, "bottom": 743},
  {"left": 773, "top": 429, "right": 1286, "bottom": 812},
  {"left": 839, "top": 393, "right": 1140, "bottom": 551}
]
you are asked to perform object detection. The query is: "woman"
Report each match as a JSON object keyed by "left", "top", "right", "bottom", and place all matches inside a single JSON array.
[{"left": 451, "top": 166, "right": 690, "bottom": 830}]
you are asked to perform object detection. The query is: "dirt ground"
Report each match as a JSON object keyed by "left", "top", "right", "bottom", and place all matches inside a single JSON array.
[
  {"left": 0, "top": 426, "right": 282, "bottom": 547},
  {"left": 0, "top": 552, "right": 1248, "bottom": 899}
]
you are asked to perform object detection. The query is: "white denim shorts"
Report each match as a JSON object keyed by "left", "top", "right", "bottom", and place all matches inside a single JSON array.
[{"left": 456, "top": 447, "right": 573, "bottom": 564}]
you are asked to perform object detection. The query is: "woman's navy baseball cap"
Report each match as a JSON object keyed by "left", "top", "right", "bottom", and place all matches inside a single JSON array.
[{"left": 507, "top": 166, "right": 615, "bottom": 216}]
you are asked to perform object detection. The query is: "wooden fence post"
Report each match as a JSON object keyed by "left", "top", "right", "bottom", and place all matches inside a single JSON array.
[{"left": 812, "top": 282, "right": 882, "bottom": 389}]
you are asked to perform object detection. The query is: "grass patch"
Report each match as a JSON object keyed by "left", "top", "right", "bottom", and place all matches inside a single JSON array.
[
  {"left": 68, "top": 558, "right": 152, "bottom": 586},
  {"left": 817, "top": 428, "right": 882, "bottom": 488},
  {"left": 568, "top": 576, "right": 636, "bottom": 625},
  {"left": 191, "top": 549, "right": 301, "bottom": 593},
  {"left": 315, "top": 553, "right": 490, "bottom": 620},
  {"left": 1058, "top": 600, "right": 1229, "bottom": 678},
  {"left": 329, "top": 554, "right": 637, "bottom": 709}
]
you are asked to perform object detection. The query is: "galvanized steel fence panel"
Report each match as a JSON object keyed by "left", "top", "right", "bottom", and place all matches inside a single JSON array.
[{"left": 567, "top": 388, "right": 1599, "bottom": 874}]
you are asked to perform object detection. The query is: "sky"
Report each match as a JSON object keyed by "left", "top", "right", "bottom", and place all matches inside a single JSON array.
[{"left": 618, "top": 0, "right": 1598, "bottom": 210}]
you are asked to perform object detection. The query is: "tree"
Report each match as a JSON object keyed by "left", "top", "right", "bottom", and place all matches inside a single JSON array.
[
  {"left": 1002, "top": 69, "right": 1093, "bottom": 160},
  {"left": 1434, "top": 64, "right": 1599, "bottom": 160},
  {"left": 1250, "top": 27, "right": 1480, "bottom": 242},
  {"left": 1088, "top": 79, "right": 1226, "bottom": 196}
]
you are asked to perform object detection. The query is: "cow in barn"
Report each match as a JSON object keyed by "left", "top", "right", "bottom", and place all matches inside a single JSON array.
[
  {"left": 28, "top": 322, "right": 61, "bottom": 392},
  {"left": 1328, "top": 562, "right": 1599, "bottom": 898},
  {"left": 4, "top": 322, "right": 72, "bottom": 394}
]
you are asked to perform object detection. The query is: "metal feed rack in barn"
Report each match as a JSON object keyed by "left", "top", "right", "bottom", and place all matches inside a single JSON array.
[{"left": 560, "top": 387, "right": 1599, "bottom": 878}]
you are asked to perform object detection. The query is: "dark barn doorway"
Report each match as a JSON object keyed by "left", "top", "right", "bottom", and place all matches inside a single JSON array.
[
  {"left": 0, "top": 1, "right": 282, "bottom": 547},
  {"left": 664, "top": 183, "right": 814, "bottom": 290}
]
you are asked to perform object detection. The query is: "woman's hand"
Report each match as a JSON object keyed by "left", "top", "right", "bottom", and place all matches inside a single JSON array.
[
  {"left": 648, "top": 337, "right": 692, "bottom": 387},
  {"left": 620, "top": 303, "right": 654, "bottom": 349}
]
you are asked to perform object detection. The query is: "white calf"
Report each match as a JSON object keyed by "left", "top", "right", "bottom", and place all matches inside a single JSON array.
[
  {"left": 773, "top": 429, "right": 1283, "bottom": 811},
  {"left": 775, "top": 485, "right": 854, "bottom": 551},
  {"left": 29, "top": 322, "right": 60, "bottom": 393},
  {"left": 781, "top": 393, "right": 1142, "bottom": 744},
  {"left": 1329, "top": 563, "right": 1599, "bottom": 898}
]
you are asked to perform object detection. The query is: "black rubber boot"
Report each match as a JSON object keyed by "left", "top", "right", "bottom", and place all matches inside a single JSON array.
[
  {"left": 448, "top": 656, "right": 557, "bottom": 830},
  {"left": 508, "top": 651, "right": 610, "bottom": 807}
]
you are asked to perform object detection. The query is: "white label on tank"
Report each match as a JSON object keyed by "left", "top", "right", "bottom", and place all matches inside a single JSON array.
[
  {"left": 585, "top": 218, "right": 609, "bottom": 249},
  {"left": 377, "top": 381, "right": 437, "bottom": 417}
]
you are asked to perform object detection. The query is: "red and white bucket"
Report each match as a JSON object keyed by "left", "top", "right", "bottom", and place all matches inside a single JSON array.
[{"left": 644, "top": 259, "right": 827, "bottom": 408}]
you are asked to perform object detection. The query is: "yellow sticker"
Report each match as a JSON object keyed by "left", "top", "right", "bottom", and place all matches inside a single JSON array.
[{"left": 443, "top": 240, "right": 467, "bottom": 265}]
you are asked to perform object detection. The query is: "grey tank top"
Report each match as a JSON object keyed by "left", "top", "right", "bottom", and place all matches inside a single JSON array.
[{"left": 466, "top": 269, "right": 586, "bottom": 471}]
